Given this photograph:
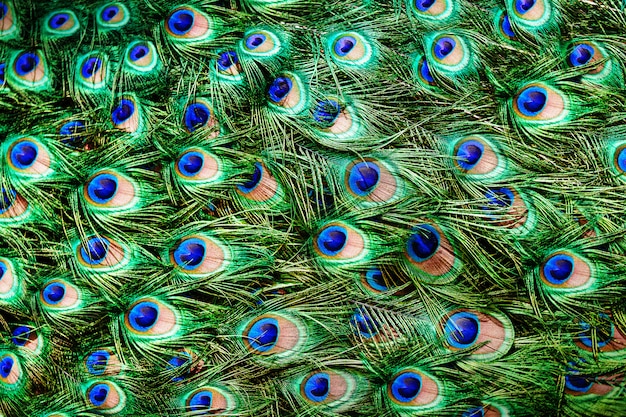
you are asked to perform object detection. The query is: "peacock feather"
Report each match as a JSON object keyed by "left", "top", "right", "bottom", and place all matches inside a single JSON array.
[{"left": 0, "top": 0, "right": 625, "bottom": 416}]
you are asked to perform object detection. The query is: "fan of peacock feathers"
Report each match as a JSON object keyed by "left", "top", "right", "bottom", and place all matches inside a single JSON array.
[{"left": 0, "top": 0, "right": 625, "bottom": 415}]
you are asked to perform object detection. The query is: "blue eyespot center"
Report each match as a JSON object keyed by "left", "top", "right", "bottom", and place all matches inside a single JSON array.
[
  {"left": 350, "top": 309, "right": 378, "bottom": 338},
  {"left": 268, "top": 76, "right": 293, "bottom": 103},
  {"left": 456, "top": 140, "right": 484, "bottom": 169},
  {"left": 616, "top": 147, "right": 626, "bottom": 173},
  {"left": 434, "top": 37, "right": 456, "bottom": 60},
  {"left": 0, "top": 356, "right": 14, "bottom": 378},
  {"left": 248, "top": 318, "right": 279, "bottom": 351},
  {"left": 11, "top": 326, "right": 31, "bottom": 346},
  {"left": 415, "top": 0, "right": 436, "bottom": 12},
  {"left": 173, "top": 238, "right": 206, "bottom": 269},
  {"left": 569, "top": 44, "right": 594, "bottom": 67},
  {"left": 102, "top": 5, "right": 119, "bottom": 21},
  {"left": 391, "top": 372, "right": 422, "bottom": 402},
  {"left": 184, "top": 103, "right": 210, "bottom": 132},
  {"left": 88, "top": 173, "right": 118, "bottom": 203},
  {"left": 304, "top": 373, "right": 330, "bottom": 402},
  {"left": 0, "top": 63, "right": 5, "bottom": 84},
  {"left": 317, "top": 225, "right": 348, "bottom": 255},
  {"left": 89, "top": 383, "right": 110, "bottom": 406},
  {"left": 81, "top": 237, "right": 110, "bottom": 264},
  {"left": 130, "top": 44, "right": 149, "bottom": 61},
  {"left": 11, "top": 141, "right": 38, "bottom": 169},
  {"left": 407, "top": 225, "right": 440, "bottom": 261},
  {"left": 334, "top": 36, "right": 356, "bottom": 56},
  {"left": 579, "top": 314, "right": 613, "bottom": 348},
  {"left": 517, "top": 86, "right": 547, "bottom": 115},
  {"left": 515, "top": 0, "right": 536, "bottom": 14},
  {"left": 86, "top": 350, "right": 110, "bottom": 375},
  {"left": 565, "top": 374, "right": 593, "bottom": 392},
  {"left": 462, "top": 406, "right": 485, "bottom": 417},
  {"left": 445, "top": 312, "right": 480, "bottom": 347},
  {"left": 111, "top": 99, "right": 135, "bottom": 124},
  {"left": 49, "top": 13, "right": 70, "bottom": 29},
  {"left": 0, "top": 188, "right": 15, "bottom": 212},
  {"left": 483, "top": 187, "right": 515, "bottom": 209},
  {"left": 60, "top": 120, "right": 86, "bottom": 148},
  {"left": 501, "top": 14, "right": 515, "bottom": 38},
  {"left": 366, "top": 268, "right": 388, "bottom": 291},
  {"left": 178, "top": 152, "right": 204, "bottom": 176},
  {"left": 82, "top": 57, "right": 102, "bottom": 78},
  {"left": 217, "top": 51, "right": 238, "bottom": 70},
  {"left": 129, "top": 301, "right": 159, "bottom": 331},
  {"left": 0, "top": 4, "right": 7, "bottom": 19},
  {"left": 238, "top": 162, "right": 262, "bottom": 192},
  {"left": 419, "top": 58, "right": 434, "bottom": 83},
  {"left": 543, "top": 253, "right": 574, "bottom": 284},
  {"left": 43, "top": 282, "right": 66, "bottom": 304},
  {"left": 246, "top": 33, "right": 266, "bottom": 49},
  {"left": 349, "top": 162, "right": 380, "bottom": 194},
  {"left": 168, "top": 9, "right": 194, "bottom": 35},
  {"left": 313, "top": 100, "right": 340, "bottom": 125},
  {"left": 189, "top": 391, "right": 212, "bottom": 411},
  {"left": 15, "top": 52, "right": 40, "bottom": 76}
]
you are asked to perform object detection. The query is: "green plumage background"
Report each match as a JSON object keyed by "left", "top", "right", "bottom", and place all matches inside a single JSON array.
[{"left": 0, "top": 0, "right": 625, "bottom": 415}]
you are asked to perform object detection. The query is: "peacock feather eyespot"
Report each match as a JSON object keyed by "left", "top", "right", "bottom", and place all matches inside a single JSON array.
[
  {"left": 39, "top": 279, "right": 81, "bottom": 311},
  {"left": 510, "top": 0, "right": 551, "bottom": 26},
  {"left": 169, "top": 234, "right": 229, "bottom": 276},
  {"left": 539, "top": 250, "right": 593, "bottom": 292},
  {"left": 0, "top": 62, "right": 6, "bottom": 88},
  {"left": 313, "top": 99, "right": 341, "bottom": 126},
  {"left": 215, "top": 50, "right": 241, "bottom": 79},
  {"left": 84, "top": 348, "right": 120, "bottom": 376},
  {"left": 495, "top": 9, "right": 517, "bottom": 41},
  {"left": 267, "top": 72, "right": 308, "bottom": 114},
  {"left": 609, "top": 141, "right": 626, "bottom": 178},
  {"left": 111, "top": 94, "right": 142, "bottom": 133},
  {"left": 8, "top": 50, "right": 49, "bottom": 91},
  {"left": 567, "top": 41, "right": 613, "bottom": 81},
  {"left": 43, "top": 10, "right": 79, "bottom": 37},
  {"left": 124, "top": 297, "right": 179, "bottom": 338},
  {"left": 575, "top": 313, "right": 626, "bottom": 355},
  {"left": 387, "top": 368, "right": 443, "bottom": 410},
  {"left": 96, "top": 2, "right": 130, "bottom": 30},
  {"left": 344, "top": 158, "right": 399, "bottom": 204},
  {"left": 183, "top": 99, "right": 219, "bottom": 134},
  {"left": 409, "top": 0, "right": 455, "bottom": 21},
  {"left": 124, "top": 40, "right": 159, "bottom": 73},
  {"left": 84, "top": 380, "right": 126, "bottom": 414},
  {"left": 174, "top": 148, "right": 222, "bottom": 183},
  {"left": 313, "top": 222, "right": 367, "bottom": 262},
  {"left": 6, "top": 135, "right": 53, "bottom": 177},
  {"left": 236, "top": 161, "right": 282, "bottom": 203},
  {"left": 0, "top": 257, "right": 20, "bottom": 301},
  {"left": 451, "top": 135, "right": 505, "bottom": 178},
  {"left": 240, "top": 28, "right": 282, "bottom": 57},
  {"left": 0, "top": 188, "right": 29, "bottom": 221},
  {"left": 59, "top": 120, "right": 86, "bottom": 149},
  {"left": 350, "top": 308, "right": 382, "bottom": 340},
  {"left": 427, "top": 33, "right": 472, "bottom": 74},
  {"left": 405, "top": 223, "right": 460, "bottom": 282},
  {"left": 299, "top": 370, "right": 359, "bottom": 408},
  {"left": 413, "top": 55, "right": 436, "bottom": 87},
  {"left": 361, "top": 267, "right": 388, "bottom": 294},
  {"left": 481, "top": 186, "right": 533, "bottom": 231},
  {"left": 0, "top": 352, "right": 22, "bottom": 390},
  {"left": 241, "top": 312, "right": 307, "bottom": 358},
  {"left": 0, "top": 1, "right": 17, "bottom": 38},
  {"left": 325, "top": 31, "right": 375, "bottom": 68},
  {"left": 164, "top": 6, "right": 212, "bottom": 42},
  {"left": 11, "top": 325, "right": 43, "bottom": 355},
  {"left": 83, "top": 169, "right": 137, "bottom": 210},
  {"left": 183, "top": 386, "right": 235, "bottom": 414},
  {"left": 77, "top": 52, "right": 108, "bottom": 90},
  {"left": 312, "top": 96, "right": 361, "bottom": 140},
  {"left": 75, "top": 235, "right": 129, "bottom": 271},
  {"left": 441, "top": 309, "right": 514, "bottom": 361},
  {"left": 511, "top": 82, "right": 568, "bottom": 124},
  {"left": 167, "top": 349, "right": 192, "bottom": 381}
]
